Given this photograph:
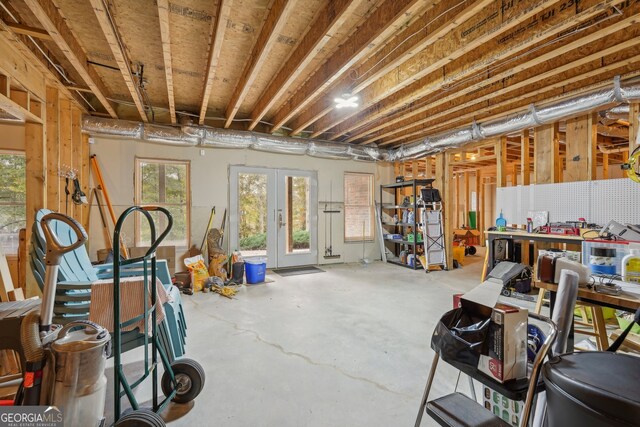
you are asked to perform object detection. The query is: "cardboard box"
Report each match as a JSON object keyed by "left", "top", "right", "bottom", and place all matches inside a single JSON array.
[
  {"left": 478, "top": 303, "right": 528, "bottom": 383},
  {"left": 461, "top": 280, "right": 528, "bottom": 383}
]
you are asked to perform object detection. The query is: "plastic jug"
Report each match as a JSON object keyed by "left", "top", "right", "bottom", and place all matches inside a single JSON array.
[{"left": 622, "top": 249, "right": 640, "bottom": 283}]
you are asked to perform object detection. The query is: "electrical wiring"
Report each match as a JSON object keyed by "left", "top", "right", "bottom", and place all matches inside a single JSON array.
[
  {"left": 348, "top": 0, "right": 467, "bottom": 84},
  {"left": 441, "top": 4, "right": 623, "bottom": 93}
]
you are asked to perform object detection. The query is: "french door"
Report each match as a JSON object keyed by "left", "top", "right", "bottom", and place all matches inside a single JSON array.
[{"left": 229, "top": 166, "right": 318, "bottom": 268}]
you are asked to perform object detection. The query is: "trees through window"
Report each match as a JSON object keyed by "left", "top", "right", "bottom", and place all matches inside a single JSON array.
[
  {"left": 135, "top": 158, "right": 190, "bottom": 246},
  {"left": 0, "top": 152, "right": 26, "bottom": 254}
]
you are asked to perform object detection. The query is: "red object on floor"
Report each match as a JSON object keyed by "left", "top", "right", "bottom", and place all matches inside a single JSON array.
[
  {"left": 453, "top": 293, "right": 464, "bottom": 309},
  {"left": 0, "top": 400, "right": 15, "bottom": 406}
]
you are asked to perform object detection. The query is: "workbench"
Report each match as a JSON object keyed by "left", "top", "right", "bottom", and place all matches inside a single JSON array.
[{"left": 486, "top": 230, "right": 583, "bottom": 275}]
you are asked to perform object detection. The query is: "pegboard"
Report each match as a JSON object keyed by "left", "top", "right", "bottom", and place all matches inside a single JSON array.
[{"left": 496, "top": 178, "right": 640, "bottom": 226}]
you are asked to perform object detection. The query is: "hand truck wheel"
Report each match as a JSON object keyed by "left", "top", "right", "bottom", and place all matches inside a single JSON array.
[
  {"left": 161, "top": 358, "right": 205, "bottom": 404},
  {"left": 114, "top": 408, "right": 165, "bottom": 427}
]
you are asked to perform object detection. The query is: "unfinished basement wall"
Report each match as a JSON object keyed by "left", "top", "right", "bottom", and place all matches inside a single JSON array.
[
  {"left": 0, "top": 122, "right": 25, "bottom": 150},
  {"left": 88, "top": 136, "right": 393, "bottom": 269}
]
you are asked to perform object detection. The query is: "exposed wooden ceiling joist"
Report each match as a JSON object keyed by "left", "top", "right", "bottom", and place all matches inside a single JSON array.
[
  {"left": 247, "top": 0, "right": 359, "bottom": 131},
  {"left": 341, "top": 0, "right": 626, "bottom": 144},
  {"left": 299, "top": 0, "right": 495, "bottom": 138},
  {"left": 88, "top": 0, "right": 147, "bottom": 122},
  {"left": 269, "top": 0, "right": 427, "bottom": 133},
  {"left": 3, "top": 21, "right": 51, "bottom": 40},
  {"left": 156, "top": 0, "right": 176, "bottom": 124},
  {"left": 23, "top": 0, "right": 117, "bottom": 118},
  {"left": 310, "top": 0, "right": 572, "bottom": 140},
  {"left": 368, "top": 32, "right": 640, "bottom": 146},
  {"left": 224, "top": 0, "right": 298, "bottom": 128},
  {"left": 199, "top": 0, "right": 232, "bottom": 125}
]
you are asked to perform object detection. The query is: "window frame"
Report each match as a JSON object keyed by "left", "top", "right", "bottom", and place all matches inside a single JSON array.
[
  {"left": 134, "top": 157, "right": 191, "bottom": 247},
  {"left": 0, "top": 150, "right": 26, "bottom": 255},
  {"left": 343, "top": 172, "right": 375, "bottom": 243}
]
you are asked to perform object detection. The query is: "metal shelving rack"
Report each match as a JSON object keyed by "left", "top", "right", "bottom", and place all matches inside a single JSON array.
[{"left": 380, "top": 179, "right": 427, "bottom": 270}]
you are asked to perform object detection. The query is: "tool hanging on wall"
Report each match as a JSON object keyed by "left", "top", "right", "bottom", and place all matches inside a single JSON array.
[
  {"left": 622, "top": 144, "right": 640, "bottom": 183},
  {"left": 72, "top": 177, "right": 88, "bottom": 205},
  {"left": 323, "top": 181, "right": 340, "bottom": 259},
  {"left": 90, "top": 155, "right": 129, "bottom": 258}
]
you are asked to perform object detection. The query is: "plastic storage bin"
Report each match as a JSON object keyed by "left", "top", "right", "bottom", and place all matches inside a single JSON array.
[{"left": 245, "top": 258, "right": 266, "bottom": 284}]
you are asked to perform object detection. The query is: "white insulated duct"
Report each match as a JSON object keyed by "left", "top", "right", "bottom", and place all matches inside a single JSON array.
[{"left": 83, "top": 76, "right": 640, "bottom": 162}]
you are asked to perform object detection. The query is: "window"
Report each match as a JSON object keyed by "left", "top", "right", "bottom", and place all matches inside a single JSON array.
[
  {"left": 135, "top": 158, "right": 190, "bottom": 246},
  {"left": 0, "top": 152, "right": 26, "bottom": 254},
  {"left": 344, "top": 172, "right": 374, "bottom": 242}
]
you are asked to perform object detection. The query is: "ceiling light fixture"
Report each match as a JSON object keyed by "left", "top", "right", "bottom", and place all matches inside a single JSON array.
[{"left": 334, "top": 93, "right": 359, "bottom": 109}]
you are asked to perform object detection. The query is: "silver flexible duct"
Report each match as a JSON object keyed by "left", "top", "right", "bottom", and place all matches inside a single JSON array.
[{"left": 82, "top": 76, "right": 640, "bottom": 162}]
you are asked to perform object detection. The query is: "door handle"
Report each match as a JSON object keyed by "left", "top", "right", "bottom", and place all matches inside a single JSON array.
[{"left": 278, "top": 211, "right": 286, "bottom": 228}]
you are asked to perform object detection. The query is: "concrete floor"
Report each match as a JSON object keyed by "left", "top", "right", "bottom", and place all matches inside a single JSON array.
[{"left": 109, "top": 252, "right": 488, "bottom": 426}]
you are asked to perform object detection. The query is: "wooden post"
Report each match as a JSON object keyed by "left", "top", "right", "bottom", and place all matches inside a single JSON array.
[
  {"left": 71, "top": 106, "right": 82, "bottom": 222},
  {"left": 455, "top": 172, "right": 460, "bottom": 228},
  {"left": 81, "top": 134, "right": 91, "bottom": 230},
  {"left": 521, "top": 129, "right": 530, "bottom": 186},
  {"left": 444, "top": 154, "right": 454, "bottom": 270},
  {"left": 511, "top": 164, "right": 517, "bottom": 187},
  {"left": 602, "top": 153, "right": 609, "bottom": 179},
  {"left": 412, "top": 160, "right": 418, "bottom": 178},
  {"left": 534, "top": 123, "right": 558, "bottom": 184},
  {"left": 463, "top": 171, "right": 469, "bottom": 227},
  {"left": 496, "top": 136, "right": 507, "bottom": 187},
  {"left": 630, "top": 102, "right": 640, "bottom": 153},
  {"left": 58, "top": 98, "right": 72, "bottom": 216},
  {"left": 45, "top": 86, "right": 59, "bottom": 211},
  {"left": 25, "top": 122, "right": 45, "bottom": 290},
  {"left": 565, "top": 114, "right": 597, "bottom": 182}
]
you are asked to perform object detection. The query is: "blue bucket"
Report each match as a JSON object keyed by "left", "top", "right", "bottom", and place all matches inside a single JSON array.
[{"left": 245, "top": 258, "right": 267, "bottom": 284}]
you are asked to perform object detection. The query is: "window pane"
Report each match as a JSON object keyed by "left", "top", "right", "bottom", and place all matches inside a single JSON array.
[
  {"left": 238, "top": 173, "right": 268, "bottom": 256},
  {"left": 140, "top": 162, "right": 160, "bottom": 203},
  {"left": 164, "top": 164, "right": 187, "bottom": 204},
  {"left": 136, "top": 159, "right": 189, "bottom": 246},
  {"left": 344, "top": 173, "right": 374, "bottom": 241},
  {"left": 138, "top": 205, "right": 187, "bottom": 246},
  {"left": 287, "top": 176, "right": 310, "bottom": 253},
  {"left": 0, "top": 154, "right": 26, "bottom": 254}
]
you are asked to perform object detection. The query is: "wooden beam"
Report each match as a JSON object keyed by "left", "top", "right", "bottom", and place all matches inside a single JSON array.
[
  {"left": 521, "top": 129, "right": 530, "bottom": 186},
  {"left": 534, "top": 123, "right": 558, "bottom": 184},
  {"left": 272, "top": 0, "right": 425, "bottom": 133},
  {"left": 0, "top": 92, "right": 42, "bottom": 123},
  {"left": 565, "top": 114, "right": 598, "bottom": 182},
  {"left": 602, "top": 153, "right": 609, "bottom": 179},
  {"left": 23, "top": 0, "right": 116, "bottom": 118},
  {"left": 248, "top": 0, "right": 357, "bottom": 130},
  {"left": 444, "top": 154, "right": 453, "bottom": 270},
  {"left": 630, "top": 102, "right": 640, "bottom": 152},
  {"left": 71, "top": 106, "right": 82, "bottom": 220},
  {"left": 59, "top": 98, "right": 72, "bottom": 215},
  {"left": 157, "top": 0, "right": 176, "bottom": 124},
  {"left": 345, "top": 0, "right": 627, "bottom": 144},
  {"left": 45, "top": 86, "right": 59, "bottom": 212},
  {"left": 377, "top": 50, "right": 640, "bottom": 148},
  {"left": 464, "top": 172, "right": 469, "bottom": 225},
  {"left": 81, "top": 134, "right": 91, "bottom": 231},
  {"left": 320, "top": 0, "right": 588, "bottom": 140},
  {"left": 496, "top": 137, "right": 507, "bottom": 188},
  {"left": 4, "top": 21, "right": 52, "bottom": 40},
  {"left": 25, "top": 122, "right": 45, "bottom": 270},
  {"left": 88, "top": 0, "right": 147, "bottom": 122},
  {"left": 225, "top": 0, "right": 297, "bottom": 128},
  {"left": 198, "top": 0, "right": 232, "bottom": 125},
  {"left": 307, "top": 0, "right": 495, "bottom": 138}
]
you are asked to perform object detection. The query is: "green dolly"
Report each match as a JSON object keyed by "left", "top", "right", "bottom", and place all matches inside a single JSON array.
[{"left": 113, "top": 206, "right": 205, "bottom": 426}]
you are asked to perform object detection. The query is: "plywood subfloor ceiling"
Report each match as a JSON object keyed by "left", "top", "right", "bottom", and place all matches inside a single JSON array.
[{"left": 1, "top": 0, "right": 639, "bottom": 148}]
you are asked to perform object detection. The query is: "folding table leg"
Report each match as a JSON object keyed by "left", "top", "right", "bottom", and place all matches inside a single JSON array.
[{"left": 414, "top": 353, "right": 439, "bottom": 427}]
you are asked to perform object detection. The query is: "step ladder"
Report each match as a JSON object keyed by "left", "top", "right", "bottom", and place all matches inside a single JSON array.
[{"left": 421, "top": 201, "right": 447, "bottom": 271}]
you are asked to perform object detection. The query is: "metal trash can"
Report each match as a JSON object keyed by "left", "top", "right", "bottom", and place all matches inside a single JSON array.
[
  {"left": 51, "top": 320, "right": 111, "bottom": 427},
  {"left": 542, "top": 351, "right": 640, "bottom": 427}
]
